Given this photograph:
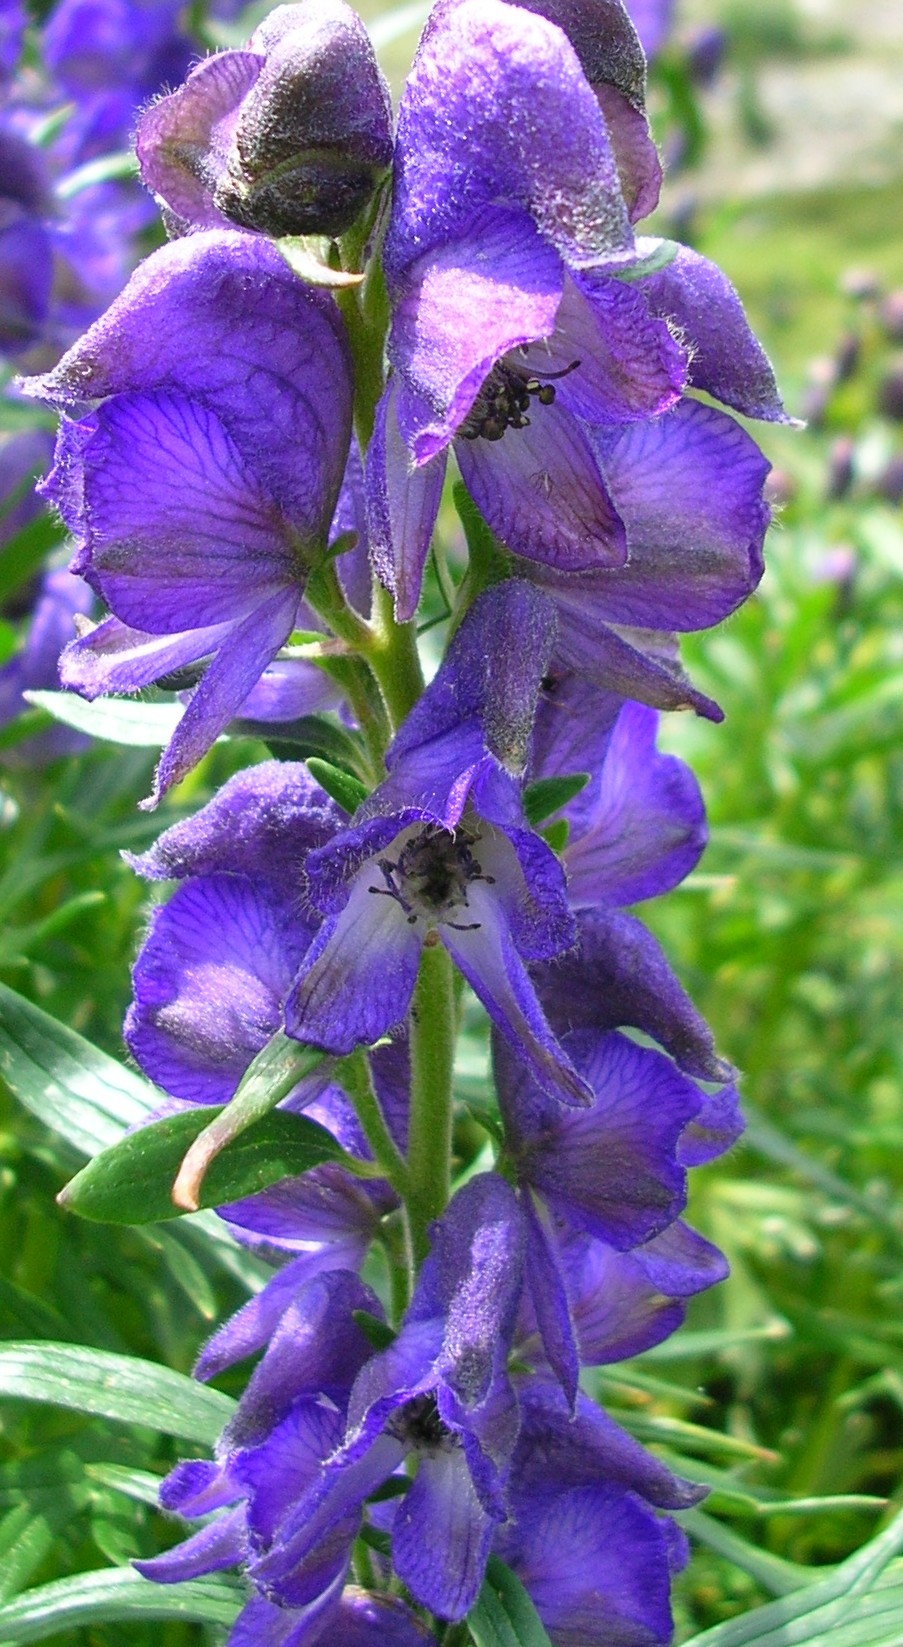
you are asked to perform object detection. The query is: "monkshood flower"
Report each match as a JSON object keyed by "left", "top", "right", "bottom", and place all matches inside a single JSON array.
[
  {"left": 137, "top": 0, "right": 394, "bottom": 239},
  {"left": 368, "top": 0, "right": 782, "bottom": 632},
  {"left": 21, "top": 230, "right": 353, "bottom": 803},
  {"left": 527, "top": 673, "right": 738, "bottom": 1083},
  {"left": 495, "top": 1379, "right": 701, "bottom": 1646},
  {"left": 285, "top": 581, "right": 592, "bottom": 1106},
  {"left": 531, "top": 685, "right": 707, "bottom": 908},
  {"left": 495, "top": 1025, "right": 735, "bottom": 1398},
  {"left": 249, "top": 1174, "right": 526, "bottom": 1620},
  {"left": 125, "top": 762, "right": 401, "bottom": 1365}
]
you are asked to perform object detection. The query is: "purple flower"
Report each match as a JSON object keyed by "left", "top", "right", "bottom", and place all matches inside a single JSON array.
[
  {"left": 250, "top": 1174, "right": 526, "bottom": 1620},
  {"left": 495, "top": 1024, "right": 733, "bottom": 1397},
  {"left": 125, "top": 761, "right": 401, "bottom": 1342},
  {"left": 22, "top": 231, "right": 353, "bottom": 803},
  {"left": 285, "top": 582, "right": 592, "bottom": 1106},
  {"left": 532, "top": 688, "right": 707, "bottom": 908},
  {"left": 496, "top": 1380, "right": 698, "bottom": 1646},
  {"left": 367, "top": 0, "right": 781, "bottom": 632},
  {"left": 137, "top": 0, "right": 394, "bottom": 239}
]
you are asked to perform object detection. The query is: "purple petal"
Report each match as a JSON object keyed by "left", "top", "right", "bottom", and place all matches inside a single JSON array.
[
  {"left": 53, "top": 392, "right": 303, "bottom": 632},
  {"left": 546, "top": 272, "right": 686, "bottom": 424},
  {"left": 22, "top": 231, "right": 352, "bottom": 541},
  {"left": 521, "top": 1193, "right": 579, "bottom": 1404},
  {"left": 195, "top": 1249, "right": 369, "bottom": 1381},
  {"left": 590, "top": 400, "right": 771, "bottom": 630},
  {"left": 133, "top": 1506, "right": 245, "bottom": 1582},
  {"left": 327, "top": 1592, "right": 437, "bottom": 1647},
  {"left": 513, "top": 1379, "right": 704, "bottom": 1508},
  {"left": 636, "top": 1219, "right": 728, "bottom": 1295},
  {"left": 559, "top": 1232, "right": 687, "bottom": 1363},
  {"left": 392, "top": 1448, "right": 495, "bottom": 1619},
  {"left": 533, "top": 907, "right": 732, "bottom": 1081},
  {"left": 60, "top": 616, "right": 230, "bottom": 699},
  {"left": 500, "top": 1029, "right": 699, "bottom": 1246},
  {"left": 385, "top": 0, "right": 633, "bottom": 287},
  {"left": 563, "top": 699, "right": 706, "bottom": 907},
  {"left": 226, "top": 1585, "right": 343, "bottom": 1647},
  {"left": 128, "top": 760, "right": 341, "bottom": 885},
  {"left": 125, "top": 872, "right": 314, "bottom": 1104},
  {"left": 284, "top": 859, "right": 423, "bottom": 1051},
  {"left": 536, "top": 580, "right": 725, "bottom": 719},
  {"left": 442, "top": 881, "right": 591, "bottom": 1108},
  {"left": 227, "top": 1269, "right": 383, "bottom": 1448},
  {"left": 365, "top": 379, "right": 445, "bottom": 623},
  {"left": 389, "top": 206, "right": 563, "bottom": 457},
  {"left": 456, "top": 399, "right": 627, "bottom": 573},
  {"left": 500, "top": 1483, "right": 676, "bottom": 1647},
  {"left": 509, "top": 0, "right": 661, "bottom": 217},
  {"left": 640, "top": 239, "right": 789, "bottom": 421},
  {"left": 387, "top": 581, "right": 557, "bottom": 786},
  {"left": 148, "top": 588, "right": 298, "bottom": 804},
  {"left": 678, "top": 1081, "right": 744, "bottom": 1165},
  {"left": 235, "top": 656, "right": 343, "bottom": 723},
  {"left": 136, "top": 51, "right": 261, "bottom": 231},
  {"left": 249, "top": 1434, "right": 404, "bottom": 1606}
]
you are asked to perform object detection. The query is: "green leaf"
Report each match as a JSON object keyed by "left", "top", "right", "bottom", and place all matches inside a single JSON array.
[
  {"left": 609, "top": 237, "right": 681, "bottom": 283},
  {"left": 352, "top": 1310, "right": 397, "bottom": 1351},
  {"left": 0, "top": 514, "right": 63, "bottom": 606},
  {"left": 0, "top": 1342, "right": 234, "bottom": 1444},
  {"left": 0, "top": 1492, "right": 86, "bottom": 1604},
  {"left": 539, "top": 818, "right": 569, "bottom": 854},
  {"left": 24, "top": 690, "right": 185, "bottom": 748},
  {"left": 244, "top": 711, "right": 363, "bottom": 767},
  {"left": 523, "top": 773, "right": 589, "bottom": 827},
  {"left": 682, "top": 1502, "right": 903, "bottom": 1647},
  {"left": 61, "top": 1095, "right": 344, "bottom": 1226},
  {"left": 468, "top": 1556, "right": 553, "bottom": 1647},
  {"left": 0, "top": 1570, "right": 242, "bottom": 1641},
  {"left": 306, "top": 757, "right": 369, "bottom": 815},
  {"left": 277, "top": 234, "right": 365, "bottom": 286},
  {"left": 168, "top": 1033, "right": 330, "bottom": 1213},
  {"left": 0, "top": 979, "right": 156, "bottom": 1156}
]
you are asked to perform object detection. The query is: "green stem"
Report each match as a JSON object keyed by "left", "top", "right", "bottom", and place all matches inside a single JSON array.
[
  {"left": 368, "top": 582, "right": 425, "bottom": 732},
  {"left": 338, "top": 1049, "right": 409, "bottom": 1198},
  {"left": 405, "top": 943, "right": 457, "bottom": 1267}
]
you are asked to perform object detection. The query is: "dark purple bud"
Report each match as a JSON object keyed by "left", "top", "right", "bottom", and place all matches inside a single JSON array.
[
  {"left": 875, "top": 452, "right": 903, "bottom": 505},
  {"left": 878, "top": 290, "right": 903, "bottom": 342},
  {"left": 688, "top": 25, "right": 726, "bottom": 87},
  {"left": 825, "top": 436, "right": 855, "bottom": 502},
  {"left": 138, "top": 0, "right": 393, "bottom": 240},
  {"left": 878, "top": 356, "right": 903, "bottom": 422},
  {"left": 833, "top": 330, "right": 860, "bottom": 384}
]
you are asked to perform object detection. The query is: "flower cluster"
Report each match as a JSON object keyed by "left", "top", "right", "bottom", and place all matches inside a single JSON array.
[{"left": 17, "top": 0, "right": 785, "bottom": 1641}]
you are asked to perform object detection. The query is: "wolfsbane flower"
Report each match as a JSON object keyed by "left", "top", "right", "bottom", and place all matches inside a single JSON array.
[
  {"left": 137, "top": 0, "right": 394, "bottom": 239},
  {"left": 19, "top": 230, "right": 353, "bottom": 803}
]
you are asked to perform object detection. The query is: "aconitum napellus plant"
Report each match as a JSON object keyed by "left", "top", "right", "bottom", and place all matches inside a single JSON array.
[{"left": 19, "top": 0, "right": 789, "bottom": 1641}]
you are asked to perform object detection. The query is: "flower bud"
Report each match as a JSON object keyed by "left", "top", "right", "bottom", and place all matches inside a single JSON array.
[{"left": 137, "top": 0, "right": 393, "bottom": 240}]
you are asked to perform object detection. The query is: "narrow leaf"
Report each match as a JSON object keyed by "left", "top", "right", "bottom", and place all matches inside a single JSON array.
[
  {"left": 277, "top": 235, "right": 365, "bottom": 286},
  {"left": 0, "top": 1342, "right": 234, "bottom": 1445},
  {"left": 0, "top": 1571, "right": 242, "bottom": 1641},
  {"left": 306, "top": 757, "right": 369, "bottom": 816},
  {"left": 172, "top": 1033, "right": 328, "bottom": 1211},
  {"left": 609, "top": 238, "right": 681, "bottom": 283},
  {"left": 24, "top": 690, "right": 185, "bottom": 748},
  {"left": 0, "top": 979, "right": 155, "bottom": 1156},
  {"left": 523, "top": 773, "right": 589, "bottom": 826},
  {"left": 468, "top": 1556, "right": 553, "bottom": 1647},
  {"left": 61, "top": 1096, "right": 344, "bottom": 1225}
]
